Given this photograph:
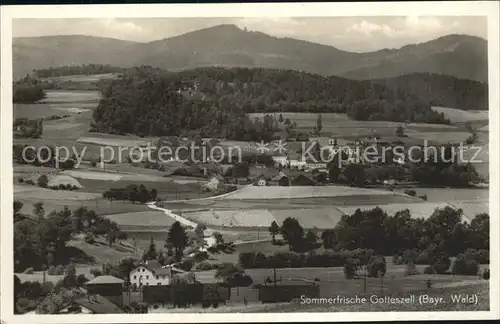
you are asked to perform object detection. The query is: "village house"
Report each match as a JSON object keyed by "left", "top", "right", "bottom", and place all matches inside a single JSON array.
[
  {"left": 203, "top": 174, "right": 224, "bottom": 192},
  {"left": 271, "top": 154, "right": 288, "bottom": 168},
  {"left": 58, "top": 294, "right": 124, "bottom": 314},
  {"left": 84, "top": 275, "right": 125, "bottom": 307},
  {"left": 305, "top": 160, "right": 327, "bottom": 171},
  {"left": 129, "top": 261, "right": 179, "bottom": 288},
  {"left": 254, "top": 175, "right": 268, "bottom": 186}
]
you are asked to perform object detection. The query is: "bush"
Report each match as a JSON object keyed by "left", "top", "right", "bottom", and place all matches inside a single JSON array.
[
  {"left": 37, "top": 174, "right": 49, "bottom": 188},
  {"left": 178, "top": 258, "right": 193, "bottom": 272},
  {"left": 366, "top": 256, "right": 386, "bottom": 277},
  {"left": 195, "top": 262, "right": 213, "bottom": 271},
  {"left": 58, "top": 184, "right": 66, "bottom": 190},
  {"left": 18, "top": 178, "right": 24, "bottom": 183},
  {"left": 23, "top": 267, "right": 34, "bottom": 274},
  {"left": 423, "top": 266, "right": 435, "bottom": 274},
  {"left": 452, "top": 255, "right": 479, "bottom": 276},
  {"left": 482, "top": 269, "right": 490, "bottom": 280},
  {"left": 432, "top": 253, "right": 451, "bottom": 274},
  {"left": 415, "top": 251, "right": 430, "bottom": 265},
  {"left": 344, "top": 258, "right": 359, "bottom": 279},
  {"left": 60, "top": 159, "right": 76, "bottom": 170},
  {"left": 404, "top": 189, "right": 416, "bottom": 197},
  {"left": 419, "top": 195, "right": 428, "bottom": 201},
  {"left": 25, "top": 179, "right": 35, "bottom": 185},
  {"left": 47, "top": 265, "right": 65, "bottom": 275},
  {"left": 464, "top": 249, "right": 489, "bottom": 264}
]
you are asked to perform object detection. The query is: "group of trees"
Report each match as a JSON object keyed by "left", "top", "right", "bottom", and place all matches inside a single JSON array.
[
  {"left": 13, "top": 75, "right": 46, "bottom": 103},
  {"left": 261, "top": 207, "right": 489, "bottom": 276},
  {"left": 268, "top": 219, "right": 321, "bottom": 252},
  {"left": 321, "top": 206, "right": 488, "bottom": 257},
  {"left": 102, "top": 184, "right": 158, "bottom": 204},
  {"left": 14, "top": 201, "right": 126, "bottom": 272},
  {"left": 13, "top": 117, "right": 43, "bottom": 138},
  {"left": 91, "top": 67, "right": 453, "bottom": 140}
]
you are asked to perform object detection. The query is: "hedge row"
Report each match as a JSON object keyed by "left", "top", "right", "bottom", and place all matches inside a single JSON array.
[{"left": 239, "top": 249, "right": 376, "bottom": 269}]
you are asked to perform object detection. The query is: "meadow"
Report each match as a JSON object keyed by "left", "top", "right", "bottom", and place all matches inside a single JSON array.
[
  {"left": 247, "top": 112, "right": 468, "bottom": 144},
  {"left": 41, "top": 73, "right": 119, "bottom": 83},
  {"left": 431, "top": 106, "right": 489, "bottom": 123}
]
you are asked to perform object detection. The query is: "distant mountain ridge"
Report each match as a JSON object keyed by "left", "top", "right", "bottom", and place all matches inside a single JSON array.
[{"left": 13, "top": 24, "right": 488, "bottom": 82}]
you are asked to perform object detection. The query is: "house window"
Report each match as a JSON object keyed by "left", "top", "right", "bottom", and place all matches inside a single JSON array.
[
  {"left": 146, "top": 275, "right": 149, "bottom": 279},
  {"left": 156, "top": 276, "right": 159, "bottom": 279},
  {"left": 157, "top": 283, "right": 161, "bottom": 285},
  {"left": 134, "top": 276, "right": 136, "bottom": 279}
]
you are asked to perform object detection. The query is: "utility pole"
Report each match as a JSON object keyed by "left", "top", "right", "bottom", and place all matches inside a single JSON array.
[
  {"left": 363, "top": 265, "right": 367, "bottom": 293},
  {"left": 273, "top": 264, "right": 277, "bottom": 304}
]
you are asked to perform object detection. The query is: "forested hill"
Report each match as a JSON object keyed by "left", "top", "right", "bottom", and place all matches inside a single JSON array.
[
  {"left": 13, "top": 26, "right": 487, "bottom": 82},
  {"left": 91, "top": 67, "right": 451, "bottom": 140},
  {"left": 370, "top": 73, "right": 488, "bottom": 111}
]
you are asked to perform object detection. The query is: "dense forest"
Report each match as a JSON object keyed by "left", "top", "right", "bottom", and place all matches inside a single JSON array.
[
  {"left": 14, "top": 202, "right": 126, "bottom": 272},
  {"left": 13, "top": 75, "right": 46, "bottom": 103},
  {"left": 34, "top": 64, "right": 126, "bottom": 78},
  {"left": 92, "top": 67, "right": 452, "bottom": 139},
  {"left": 371, "top": 73, "right": 488, "bottom": 111}
]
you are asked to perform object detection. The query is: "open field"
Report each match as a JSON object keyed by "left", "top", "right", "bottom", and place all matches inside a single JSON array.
[
  {"left": 104, "top": 211, "right": 176, "bottom": 228},
  {"left": 77, "top": 136, "right": 152, "bottom": 148},
  {"left": 395, "top": 187, "right": 489, "bottom": 202},
  {"left": 431, "top": 106, "right": 489, "bottom": 123},
  {"left": 17, "top": 196, "right": 149, "bottom": 217},
  {"left": 40, "top": 90, "right": 101, "bottom": 103},
  {"left": 407, "top": 131, "right": 471, "bottom": 144},
  {"left": 248, "top": 112, "right": 467, "bottom": 140},
  {"left": 41, "top": 73, "right": 119, "bottom": 83},
  {"left": 14, "top": 185, "right": 100, "bottom": 201},
  {"left": 219, "top": 185, "right": 411, "bottom": 200}
]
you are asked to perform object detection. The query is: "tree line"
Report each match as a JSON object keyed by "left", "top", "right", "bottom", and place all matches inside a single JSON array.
[
  {"left": 91, "top": 67, "right": 453, "bottom": 140},
  {"left": 102, "top": 184, "right": 158, "bottom": 204},
  {"left": 371, "top": 73, "right": 488, "bottom": 111},
  {"left": 258, "top": 206, "right": 488, "bottom": 276},
  {"left": 34, "top": 64, "right": 126, "bottom": 78},
  {"left": 13, "top": 75, "right": 46, "bottom": 103}
]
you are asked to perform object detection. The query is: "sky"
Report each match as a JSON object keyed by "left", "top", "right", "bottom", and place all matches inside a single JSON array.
[{"left": 12, "top": 16, "right": 487, "bottom": 52}]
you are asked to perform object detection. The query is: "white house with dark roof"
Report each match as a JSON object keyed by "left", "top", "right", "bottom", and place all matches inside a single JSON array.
[{"left": 129, "top": 260, "right": 185, "bottom": 288}]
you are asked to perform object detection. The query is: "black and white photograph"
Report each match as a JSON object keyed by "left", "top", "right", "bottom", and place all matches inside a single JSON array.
[{"left": 1, "top": 1, "right": 499, "bottom": 322}]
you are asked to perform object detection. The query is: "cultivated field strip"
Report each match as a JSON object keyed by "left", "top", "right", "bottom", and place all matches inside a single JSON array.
[{"left": 219, "top": 185, "right": 403, "bottom": 200}]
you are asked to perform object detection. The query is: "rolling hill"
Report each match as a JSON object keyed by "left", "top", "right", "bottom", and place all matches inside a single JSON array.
[{"left": 13, "top": 24, "right": 488, "bottom": 82}]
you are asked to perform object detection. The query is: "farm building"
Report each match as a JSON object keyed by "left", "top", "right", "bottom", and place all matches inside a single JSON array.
[
  {"left": 57, "top": 294, "right": 124, "bottom": 314},
  {"left": 84, "top": 275, "right": 124, "bottom": 307},
  {"left": 129, "top": 261, "right": 177, "bottom": 288},
  {"left": 203, "top": 175, "right": 224, "bottom": 192},
  {"left": 254, "top": 175, "right": 268, "bottom": 186},
  {"left": 271, "top": 154, "right": 288, "bottom": 167}
]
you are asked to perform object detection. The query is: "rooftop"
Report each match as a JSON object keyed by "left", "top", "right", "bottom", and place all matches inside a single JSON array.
[
  {"left": 85, "top": 275, "right": 124, "bottom": 285},
  {"left": 74, "top": 294, "right": 124, "bottom": 314}
]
